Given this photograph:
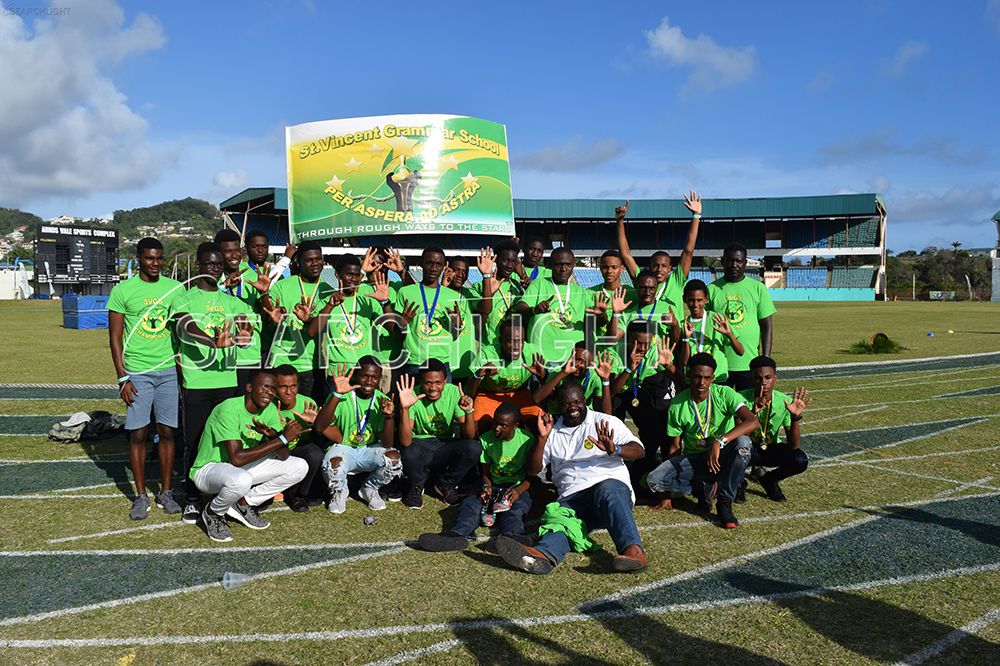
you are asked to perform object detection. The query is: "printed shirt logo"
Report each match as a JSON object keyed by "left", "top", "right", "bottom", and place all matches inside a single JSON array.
[
  {"left": 428, "top": 413, "right": 450, "bottom": 436},
  {"left": 725, "top": 297, "right": 747, "bottom": 327},
  {"left": 138, "top": 304, "right": 169, "bottom": 337},
  {"left": 583, "top": 435, "right": 597, "bottom": 450}
]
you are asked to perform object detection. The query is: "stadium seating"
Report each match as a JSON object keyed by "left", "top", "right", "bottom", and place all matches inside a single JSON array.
[
  {"left": 830, "top": 267, "right": 875, "bottom": 288},
  {"left": 786, "top": 268, "right": 828, "bottom": 288}
]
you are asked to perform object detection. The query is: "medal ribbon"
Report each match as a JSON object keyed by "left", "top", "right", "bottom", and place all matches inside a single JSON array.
[
  {"left": 353, "top": 391, "right": 377, "bottom": 441},
  {"left": 550, "top": 280, "right": 570, "bottom": 316},
  {"left": 530, "top": 266, "right": 539, "bottom": 281},
  {"left": 632, "top": 359, "right": 644, "bottom": 403},
  {"left": 582, "top": 369, "right": 591, "bottom": 393},
  {"left": 340, "top": 294, "right": 359, "bottom": 336},
  {"left": 690, "top": 316, "right": 708, "bottom": 353},
  {"left": 419, "top": 282, "right": 442, "bottom": 329},
  {"left": 298, "top": 277, "right": 320, "bottom": 310},
  {"left": 691, "top": 391, "right": 713, "bottom": 440},
  {"left": 754, "top": 399, "right": 773, "bottom": 445},
  {"left": 638, "top": 300, "right": 658, "bottom": 321}
]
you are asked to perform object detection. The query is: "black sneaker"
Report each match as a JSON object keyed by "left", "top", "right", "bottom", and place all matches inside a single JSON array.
[
  {"left": 284, "top": 494, "right": 310, "bottom": 513},
  {"left": 403, "top": 485, "right": 424, "bottom": 509},
  {"left": 496, "top": 535, "right": 554, "bottom": 575},
  {"left": 434, "top": 482, "right": 462, "bottom": 506},
  {"left": 417, "top": 532, "right": 469, "bottom": 552},
  {"left": 763, "top": 480, "right": 787, "bottom": 503},
  {"left": 181, "top": 502, "right": 200, "bottom": 525},
  {"left": 735, "top": 479, "right": 747, "bottom": 504},
  {"left": 716, "top": 499, "right": 740, "bottom": 529}
]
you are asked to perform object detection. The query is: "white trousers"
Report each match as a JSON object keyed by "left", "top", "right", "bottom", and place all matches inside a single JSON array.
[{"left": 194, "top": 456, "right": 308, "bottom": 514}]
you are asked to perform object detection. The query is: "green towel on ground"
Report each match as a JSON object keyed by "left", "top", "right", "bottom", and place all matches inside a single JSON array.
[{"left": 537, "top": 502, "right": 601, "bottom": 552}]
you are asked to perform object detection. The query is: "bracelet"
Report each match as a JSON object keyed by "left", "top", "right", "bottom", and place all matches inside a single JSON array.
[
  {"left": 278, "top": 434, "right": 289, "bottom": 446},
  {"left": 790, "top": 414, "right": 803, "bottom": 422},
  {"left": 332, "top": 391, "right": 345, "bottom": 399},
  {"left": 117, "top": 375, "right": 130, "bottom": 384},
  {"left": 692, "top": 214, "right": 701, "bottom": 219},
  {"left": 482, "top": 273, "right": 493, "bottom": 279},
  {"left": 601, "top": 380, "right": 610, "bottom": 386},
  {"left": 611, "top": 313, "right": 622, "bottom": 318},
  {"left": 623, "top": 367, "right": 633, "bottom": 374},
  {"left": 378, "top": 299, "right": 389, "bottom": 306},
  {"left": 614, "top": 443, "right": 622, "bottom": 457}
]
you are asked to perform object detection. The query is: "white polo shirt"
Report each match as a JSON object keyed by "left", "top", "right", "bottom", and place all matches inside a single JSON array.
[{"left": 542, "top": 409, "right": 643, "bottom": 503}]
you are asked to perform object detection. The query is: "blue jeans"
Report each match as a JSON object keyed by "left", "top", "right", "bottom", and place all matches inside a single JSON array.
[
  {"left": 647, "top": 435, "right": 752, "bottom": 501},
  {"left": 534, "top": 479, "right": 642, "bottom": 565},
  {"left": 321, "top": 444, "right": 402, "bottom": 492},
  {"left": 450, "top": 483, "right": 532, "bottom": 538}
]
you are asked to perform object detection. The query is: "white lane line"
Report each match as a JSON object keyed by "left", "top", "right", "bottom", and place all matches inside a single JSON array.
[
  {"left": 0, "top": 546, "right": 406, "bottom": 628},
  {"left": 0, "top": 494, "right": 125, "bottom": 500},
  {"left": 3, "top": 561, "right": 999, "bottom": 650},
  {"left": 47, "top": 520, "right": 189, "bottom": 542},
  {"left": 3, "top": 542, "right": 408, "bottom": 557},
  {"left": 934, "top": 477, "right": 996, "bottom": 499},
  {"left": 0, "top": 458, "right": 129, "bottom": 464},
  {"left": 787, "top": 351, "right": 1000, "bottom": 372},
  {"left": 854, "top": 464, "right": 1000, "bottom": 491},
  {"left": 804, "top": 365, "right": 1000, "bottom": 392},
  {"left": 583, "top": 489, "right": 1000, "bottom": 609},
  {"left": 893, "top": 606, "right": 1000, "bottom": 665},
  {"left": 814, "top": 444, "right": 1000, "bottom": 468},
  {"left": 52, "top": 482, "right": 123, "bottom": 493},
  {"left": 807, "top": 405, "right": 887, "bottom": 425},
  {"left": 363, "top": 639, "right": 464, "bottom": 666}
]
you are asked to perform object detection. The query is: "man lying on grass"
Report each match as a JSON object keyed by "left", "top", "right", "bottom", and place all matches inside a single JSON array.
[
  {"left": 496, "top": 380, "right": 649, "bottom": 575},
  {"left": 646, "top": 353, "right": 757, "bottom": 529},
  {"left": 189, "top": 369, "right": 314, "bottom": 542}
]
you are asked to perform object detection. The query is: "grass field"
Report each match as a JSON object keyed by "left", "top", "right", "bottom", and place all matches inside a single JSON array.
[{"left": 1, "top": 300, "right": 1000, "bottom": 664}]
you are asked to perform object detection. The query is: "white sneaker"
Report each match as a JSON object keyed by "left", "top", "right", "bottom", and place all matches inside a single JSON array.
[
  {"left": 358, "top": 485, "right": 387, "bottom": 511},
  {"left": 327, "top": 490, "right": 347, "bottom": 514}
]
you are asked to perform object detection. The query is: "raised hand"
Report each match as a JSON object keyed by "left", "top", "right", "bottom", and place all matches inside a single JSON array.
[
  {"left": 283, "top": 243, "right": 298, "bottom": 259},
  {"left": 251, "top": 417, "right": 278, "bottom": 439},
  {"left": 395, "top": 374, "right": 425, "bottom": 409},
  {"left": 442, "top": 265, "right": 456, "bottom": 288},
  {"left": 379, "top": 397, "right": 395, "bottom": 417},
  {"left": 536, "top": 411, "right": 554, "bottom": 439},
  {"left": 562, "top": 354, "right": 577, "bottom": 376},
  {"left": 683, "top": 190, "right": 702, "bottom": 217},
  {"left": 712, "top": 313, "right": 731, "bottom": 335},
  {"left": 587, "top": 292, "right": 610, "bottom": 316},
  {"left": 477, "top": 247, "right": 496, "bottom": 276},
  {"left": 223, "top": 271, "right": 242, "bottom": 290},
  {"left": 367, "top": 270, "right": 390, "bottom": 302},
  {"left": 615, "top": 199, "right": 630, "bottom": 222},
  {"left": 448, "top": 302, "right": 464, "bottom": 329},
  {"left": 329, "top": 363, "right": 361, "bottom": 395},
  {"left": 594, "top": 419, "right": 616, "bottom": 455},
  {"left": 612, "top": 287, "right": 632, "bottom": 314},
  {"left": 293, "top": 406, "right": 318, "bottom": 426},
  {"left": 457, "top": 385, "right": 474, "bottom": 413},
  {"left": 533, "top": 296, "right": 553, "bottom": 315},
  {"left": 281, "top": 418, "right": 306, "bottom": 442},
  {"left": 262, "top": 296, "right": 285, "bottom": 325},
  {"left": 656, "top": 338, "right": 676, "bottom": 367},
  {"left": 361, "top": 248, "right": 380, "bottom": 274},
  {"left": 478, "top": 361, "right": 499, "bottom": 378},
  {"left": 293, "top": 297, "right": 312, "bottom": 323},
  {"left": 386, "top": 247, "right": 405, "bottom": 273},
  {"left": 684, "top": 319, "right": 695, "bottom": 338},
  {"left": 401, "top": 301, "right": 420, "bottom": 326},
  {"left": 246, "top": 266, "right": 272, "bottom": 293},
  {"left": 786, "top": 387, "right": 811, "bottom": 418},
  {"left": 213, "top": 319, "right": 235, "bottom": 349},
  {"left": 522, "top": 353, "right": 548, "bottom": 379},
  {"left": 594, "top": 350, "right": 613, "bottom": 381},
  {"left": 628, "top": 340, "right": 644, "bottom": 371},
  {"left": 234, "top": 315, "right": 253, "bottom": 347}
]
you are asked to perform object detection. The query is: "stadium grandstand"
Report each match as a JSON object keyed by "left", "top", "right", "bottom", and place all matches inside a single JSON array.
[{"left": 219, "top": 188, "right": 887, "bottom": 301}]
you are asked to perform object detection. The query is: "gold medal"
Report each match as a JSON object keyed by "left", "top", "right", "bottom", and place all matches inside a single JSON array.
[
  {"left": 631, "top": 397, "right": 640, "bottom": 407},
  {"left": 760, "top": 442, "right": 768, "bottom": 451}
]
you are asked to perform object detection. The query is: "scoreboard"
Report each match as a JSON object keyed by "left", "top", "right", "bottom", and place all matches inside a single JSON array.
[{"left": 34, "top": 224, "right": 120, "bottom": 295}]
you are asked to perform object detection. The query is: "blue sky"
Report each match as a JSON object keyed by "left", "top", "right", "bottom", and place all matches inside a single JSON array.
[{"left": 2, "top": 0, "right": 998, "bottom": 251}]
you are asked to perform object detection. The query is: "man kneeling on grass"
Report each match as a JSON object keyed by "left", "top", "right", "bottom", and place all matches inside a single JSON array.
[
  {"left": 417, "top": 401, "right": 536, "bottom": 552},
  {"left": 496, "top": 380, "right": 649, "bottom": 575},
  {"left": 189, "top": 369, "right": 314, "bottom": 542},
  {"left": 646, "top": 353, "right": 757, "bottom": 529}
]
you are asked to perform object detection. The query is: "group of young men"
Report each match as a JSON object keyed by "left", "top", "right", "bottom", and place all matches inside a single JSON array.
[{"left": 107, "top": 191, "right": 811, "bottom": 574}]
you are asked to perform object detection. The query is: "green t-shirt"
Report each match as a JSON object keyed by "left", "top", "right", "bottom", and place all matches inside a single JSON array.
[
  {"left": 708, "top": 277, "right": 777, "bottom": 373},
  {"left": 480, "top": 427, "right": 533, "bottom": 485},
  {"left": 357, "top": 282, "right": 400, "bottom": 364},
  {"left": 395, "top": 283, "right": 473, "bottom": 367},
  {"left": 617, "top": 340, "right": 664, "bottom": 396},
  {"left": 408, "top": 383, "right": 465, "bottom": 439},
  {"left": 587, "top": 284, "right": 637, "bottom": 339},
  {"left": 619, "top": 300, "right": 675, "bottom": 344},
  {"left": 267, "top": 276, "right": 335, "bottom": 372},
  {"left": 472, "top": 343, "right": 537, "bottom": 393},
  {"left": 329, "top": 389, "right": 389, "bottom": 448},
  {"left": 739, "top": 388, "right": 792, "bottom": 447},
  {"left": 220, "top": 261, "right": 264, "bottom": 368},
  {"left": 632, "top": 265, "right": 685, "bottom": 321},
  {"left": 683, "top": 315, "right": 735, "bottom": 382},
  {"left": 469, "top": 279, "right": 524, "bottom": 348},
  {"left": 448, "top": 286, "right": 479, "bottom": 379},
  {"left": 525, "top": 265, "right": 552, "bottom": 283},
  {"left": 276, "top": 393, "right": 317, "bottom": 450},
  {"left": 322, "top": 292, "right": 382, "bottom": 368},
  {"left": 520, "top": 279, "right": 588, "bottom": 363},
  {"left": 171, "top": 287, "right": 250, "bottom": 389},
  {"left": 668, "top": 384, "right": 747, "bottom": 454},
  {"left": 107, "top": 275, "right": 183, "bottom": 373},
  {"left": 190, "top": 397, "right": 281, "bottom": 478}
]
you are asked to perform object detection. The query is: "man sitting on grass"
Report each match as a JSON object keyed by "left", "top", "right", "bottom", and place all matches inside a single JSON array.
[
  {"left": 646, "top": 353, "right": 757, "bottom": 529},
  {"left": 189, "top": 370, "right": 313, "bottom": 542},
  {"left": 417, "top": 402, "right": 536, "bottom": 552},
  {"left": 741, "top": 356, "right": 811, "bottom": 503},
  {"left": 496, "top": 381, "right": 649, "bottom": 575}
]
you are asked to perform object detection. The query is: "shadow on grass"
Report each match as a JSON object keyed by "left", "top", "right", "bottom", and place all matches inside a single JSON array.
[
  {"left": 79, "top": 435, "right": 146, "bottom": 499},
  {"left": 453, "top": 614, "right": 617, "bottom": 665}
]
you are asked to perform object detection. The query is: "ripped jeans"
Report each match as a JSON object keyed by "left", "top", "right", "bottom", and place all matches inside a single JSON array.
[
  {"left": 321, "top": 444, "right": 402, "bottom": 493},
  {"left": 646, "top": 435, "right": 752, "bottom": 502}
]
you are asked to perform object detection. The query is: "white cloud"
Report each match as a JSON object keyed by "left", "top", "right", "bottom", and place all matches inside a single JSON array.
[
  {"left": 0, "top": 0, "right": 167, "bottom": 206},
  {"left": 883, "top": 40, "right": 927, "bottom": 77},
  {"left": 212, "top": 169, "right": 250, "bottom": 190},
  {"left": 515, "top": 137, "right": 624, "bottom": 172},
  {"left": 645, "top": 17, "right": 756, "bottom": 94},
  {"left": 822, "top": 129, "right": 986, "bottom": 166}
]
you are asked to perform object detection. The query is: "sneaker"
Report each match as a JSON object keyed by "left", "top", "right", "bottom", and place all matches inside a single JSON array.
[
  {"left": 284, "top": 494, "right": 309, "bottom": 513},
  {"left": 129, "top": 494, "right": 150, "bottom": 521},
  {"left": 306, "top": 497, "right": 326, "bottom": 508},
  {"left": 226, "top": 502, "right": 270, "bottom": 530},
  {"left": 155, "top": 490, "right": 181, "bottom": 514},
  {"left": 433, "top": 482, "right": 462, "bottom": 506},
  {"left": 181, "top": 503, "right": 200, "bottom": 525},
  {"left": 735, "top": 479, "right": 747, "bottom": 504},
  {"left": 612, "top": 545, "right": 649, "bottom": 573},
  {"left": 417, "top": 532, "right": 469, "bottom": 552},
  {"left": 358, "top": 485, "right": 387, "bottom": 511},
  {"left": 383, "top": 479, "right": 404, "bottom": 502},
  {"left": 716, "top": 499, "right": 740, "bottom": 529},
  {"left": 403, "top": 485, "right": 424, "bottom": 509},
  {"left": 496, "top": 535, "right": 554, "bottom": 575},
  {"left": 762, "top": 480, "right": 787, "bottom": 503},
  {"left": 201, "top": 507, "right": 233, "bottom": 542},
  {"left": 327, "top": 490, "right": 347, "bottom": 514},
  {"left": 481, "top": 506, "right": 496, "bottom": 527},
  {"left": 748, "top": 466, "right": 766, "bottom": 484},
  {"left": 490, "top": 495, "right": 513, "bottom": 514}
]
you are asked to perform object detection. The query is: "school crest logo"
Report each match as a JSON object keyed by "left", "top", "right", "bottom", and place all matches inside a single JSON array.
[
  {"left": 139, "top": 304, "right": 169, "bottom": 337},
  {"left": 429, "top": 413, "right": 449, "bottom": 436},
  {"left": 583, "top": 436, "right": 598, "bottom": 450},
  {"left": 725, "top": 298, "right": 746, "bottom": 326}
]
